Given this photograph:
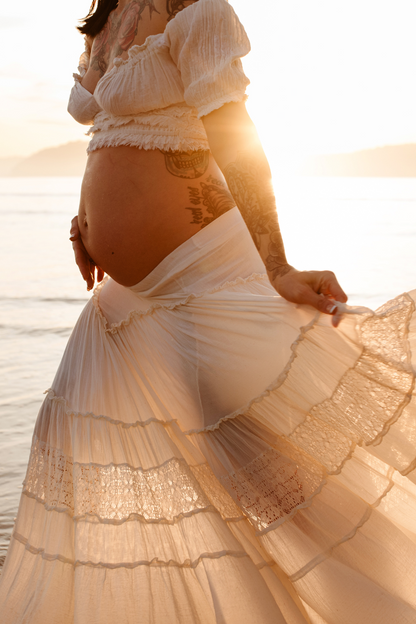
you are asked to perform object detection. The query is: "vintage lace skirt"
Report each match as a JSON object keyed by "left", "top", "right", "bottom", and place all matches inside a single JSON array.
[{"left": 1, "top": 207, "right": 416, "bottom": 624}]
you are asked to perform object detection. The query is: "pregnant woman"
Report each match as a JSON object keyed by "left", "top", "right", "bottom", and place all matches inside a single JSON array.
[{"left": 1, "top": 0, "right": 416, "bottom": 622}]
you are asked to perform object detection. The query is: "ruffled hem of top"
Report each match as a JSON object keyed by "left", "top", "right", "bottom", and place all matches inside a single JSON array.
[
  {"left": 86, "top": 103, "right": 210, "bottom": 153},
  {"left": 87, "top": 131, "right": 210, "bottom": 154},
  {"left": 88, "top": 104, "right": 205, "bottom": 132}
]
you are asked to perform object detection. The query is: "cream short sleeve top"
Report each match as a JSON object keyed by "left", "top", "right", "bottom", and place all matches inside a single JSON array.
[{"left": 67, "top": 0, "right": 251, "bottom": 153}]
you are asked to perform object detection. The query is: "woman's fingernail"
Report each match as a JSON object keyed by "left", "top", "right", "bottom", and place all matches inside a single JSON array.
[{"left": 326, "top": 303, "right": 337, "bottom": 314}]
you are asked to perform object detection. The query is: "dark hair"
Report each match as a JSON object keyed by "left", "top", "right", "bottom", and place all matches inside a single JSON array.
[
  {"left": 77, "top": 0, "right": 119, "bottom": 37},
  {"left": 77, "top": 0, "right": 199, "bottom": 37}
]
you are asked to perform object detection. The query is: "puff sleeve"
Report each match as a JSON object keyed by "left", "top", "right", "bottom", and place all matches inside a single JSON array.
[
  {"left": 166, "top": 0, "right": 251, "bottom": 118},
  {"left": 67, "top": 38, "right": 102, "bottom": 126}
]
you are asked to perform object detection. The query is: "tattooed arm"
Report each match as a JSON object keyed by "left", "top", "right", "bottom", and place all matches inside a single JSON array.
[
  {"left": 202, "top": 102, "right": 347, "bottom": 326},
  {"left": 80, "top": 0, "right": 161, "bottom": 94}
]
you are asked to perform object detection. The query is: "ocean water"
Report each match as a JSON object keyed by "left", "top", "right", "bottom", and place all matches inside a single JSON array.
[{"left": 0, "top": 175, "right": 415, "bottom": 568}]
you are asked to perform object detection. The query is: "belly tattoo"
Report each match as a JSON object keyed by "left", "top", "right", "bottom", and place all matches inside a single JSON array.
[
  {"left": 185, "top": 175, "right": 235, "bottom": 227},
  {"left": 160, "top": 149, "right": 210, "bottom": 179}
]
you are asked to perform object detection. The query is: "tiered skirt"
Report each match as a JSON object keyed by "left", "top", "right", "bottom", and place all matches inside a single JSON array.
[{"left": 1, "top": 207, "right": 416, "bottom": 623}]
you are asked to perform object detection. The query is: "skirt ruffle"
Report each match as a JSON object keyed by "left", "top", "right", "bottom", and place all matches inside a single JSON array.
[{"left": 1, "top": 208, "right": 416, "bottom": 624}]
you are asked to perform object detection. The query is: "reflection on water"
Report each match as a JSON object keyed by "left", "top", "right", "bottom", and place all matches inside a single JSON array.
[{"left": 0, "top": 175, "right": 415, "bottom": 568}]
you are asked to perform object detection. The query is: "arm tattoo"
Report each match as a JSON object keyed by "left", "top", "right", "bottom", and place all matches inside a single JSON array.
[
  {"left": 166, "top": 0, "right": 199, "bottom": 21},
  {"left": 185, "top": 175, "right": 235, "bottom": 227},
  {"left": 223, "top": 151, "right": 290, "bottom": 279},
  {"left": 117, "top": 0, "right": 160, "bottom": 53},
  {"left": 160, "top": 149, "right": 209, "bottom": 179},
  {"left": 90, "top": 18, "right": 112, "bottom": 76},
  {"left": 89, "top": 0, "right": 160, "bottom": 77}
]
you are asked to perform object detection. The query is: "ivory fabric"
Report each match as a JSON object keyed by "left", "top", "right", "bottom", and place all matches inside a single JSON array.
[
  {"left": 67, "top": 0, "right": 250, "bottom": 153},
  {"left": 1, "top": 207, "right": 416, "bottom": 623}
]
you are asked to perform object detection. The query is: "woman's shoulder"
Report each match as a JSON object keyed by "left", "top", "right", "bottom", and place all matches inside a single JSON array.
[
  {"left": 165, "top": 0, "right": 249, "bottom": 52},
  {"left": 166, "top": 0, "right": 243, "bottom": 35}
]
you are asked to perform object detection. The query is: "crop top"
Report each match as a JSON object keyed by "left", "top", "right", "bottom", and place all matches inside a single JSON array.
[{"left": 67, "top": 0, "right": 251, "bottom": 153}]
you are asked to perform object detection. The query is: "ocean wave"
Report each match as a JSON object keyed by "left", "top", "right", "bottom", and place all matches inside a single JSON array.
[
  {"left": 0, "top": 296, "right": 88, "bottom": 304},
  {"left": 0, "top": 325, "right": 74, "bottom": 337},
  {"left": 0, "top": 193, "right": 79, "bottom": 198}
]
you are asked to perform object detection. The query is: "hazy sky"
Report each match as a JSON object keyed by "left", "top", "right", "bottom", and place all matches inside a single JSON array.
[{"left": 0, "top": 0, "right": 415, "bottom": 161}]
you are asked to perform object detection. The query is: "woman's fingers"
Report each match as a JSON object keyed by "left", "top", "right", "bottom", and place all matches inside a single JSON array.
[
  {"left": 69, "top": 216, "right": 104, "bottom": 290},
  {"left": 91, "top": 264, "right": 104, "bottom": 286},
  {"left": 317, "top": 271, "right": 348, "bottom": 303},
  {"left": 295, "top": 287, "right": 343, "bottom": 328},
  {"left": 331, "top": 308, "right": 344, "bottom": 328},
  {"left": 69, "top": 215, "right": 80, "bottom": 242},
  {"left": 315, "top": 272, "right": 347, "bottom": 327},
  {"left": 297, "top": 287, "right": 339, "bottom": 315},
  {"left": 72, "top": 238, "right": 94, "bottom": 290},
  {"left": 96, "top": 266, "right": 105, "bottom": 283},
  {"left": 304, "top": 274, "right": 347, "bottom": 327},
  {"left": 71, "top": 239, "right": 90, "bottom": 281}
]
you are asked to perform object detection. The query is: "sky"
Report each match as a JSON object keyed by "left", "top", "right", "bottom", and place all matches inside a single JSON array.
[{"left": 0, "top": 0, "right": 415, "bottom": 163}]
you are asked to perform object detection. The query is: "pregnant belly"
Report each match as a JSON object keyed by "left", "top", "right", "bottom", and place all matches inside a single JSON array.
[{"left": 79, "top": 146, "right": 235, "bottom": 287}]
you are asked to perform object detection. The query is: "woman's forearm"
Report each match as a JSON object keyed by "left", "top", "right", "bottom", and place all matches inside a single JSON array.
[
  {"left": 202, "top": 102, "right": 291, "bottom": 281},
  {"left": 223, "top": 148, "right": 291, "bottom": 280}
]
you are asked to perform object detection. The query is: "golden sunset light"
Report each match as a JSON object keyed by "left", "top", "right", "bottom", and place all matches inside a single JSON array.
[{"left": 1, "top": 1, "right": 416, "bottom": 618}]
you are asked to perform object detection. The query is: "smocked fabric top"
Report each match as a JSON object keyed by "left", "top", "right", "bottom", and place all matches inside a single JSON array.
[{"left": 67, "top": 0, "right": 251, "bottom": 153}]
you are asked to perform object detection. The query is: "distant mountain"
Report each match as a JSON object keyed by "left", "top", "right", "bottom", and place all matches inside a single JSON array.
[
  {"left": 9, "top": 141, "right": 88, "bottom": 177},
  {"left": 300, "top": 143, "right": 416, "bottom": 177}
]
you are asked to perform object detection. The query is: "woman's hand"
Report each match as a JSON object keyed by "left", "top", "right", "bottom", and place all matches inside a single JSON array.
[
  {"left": 69, "top": 216, "right": 104, "bottom": 291},
  {"left": 271, "top": 266, "right": 348, "bottom": 327}
]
